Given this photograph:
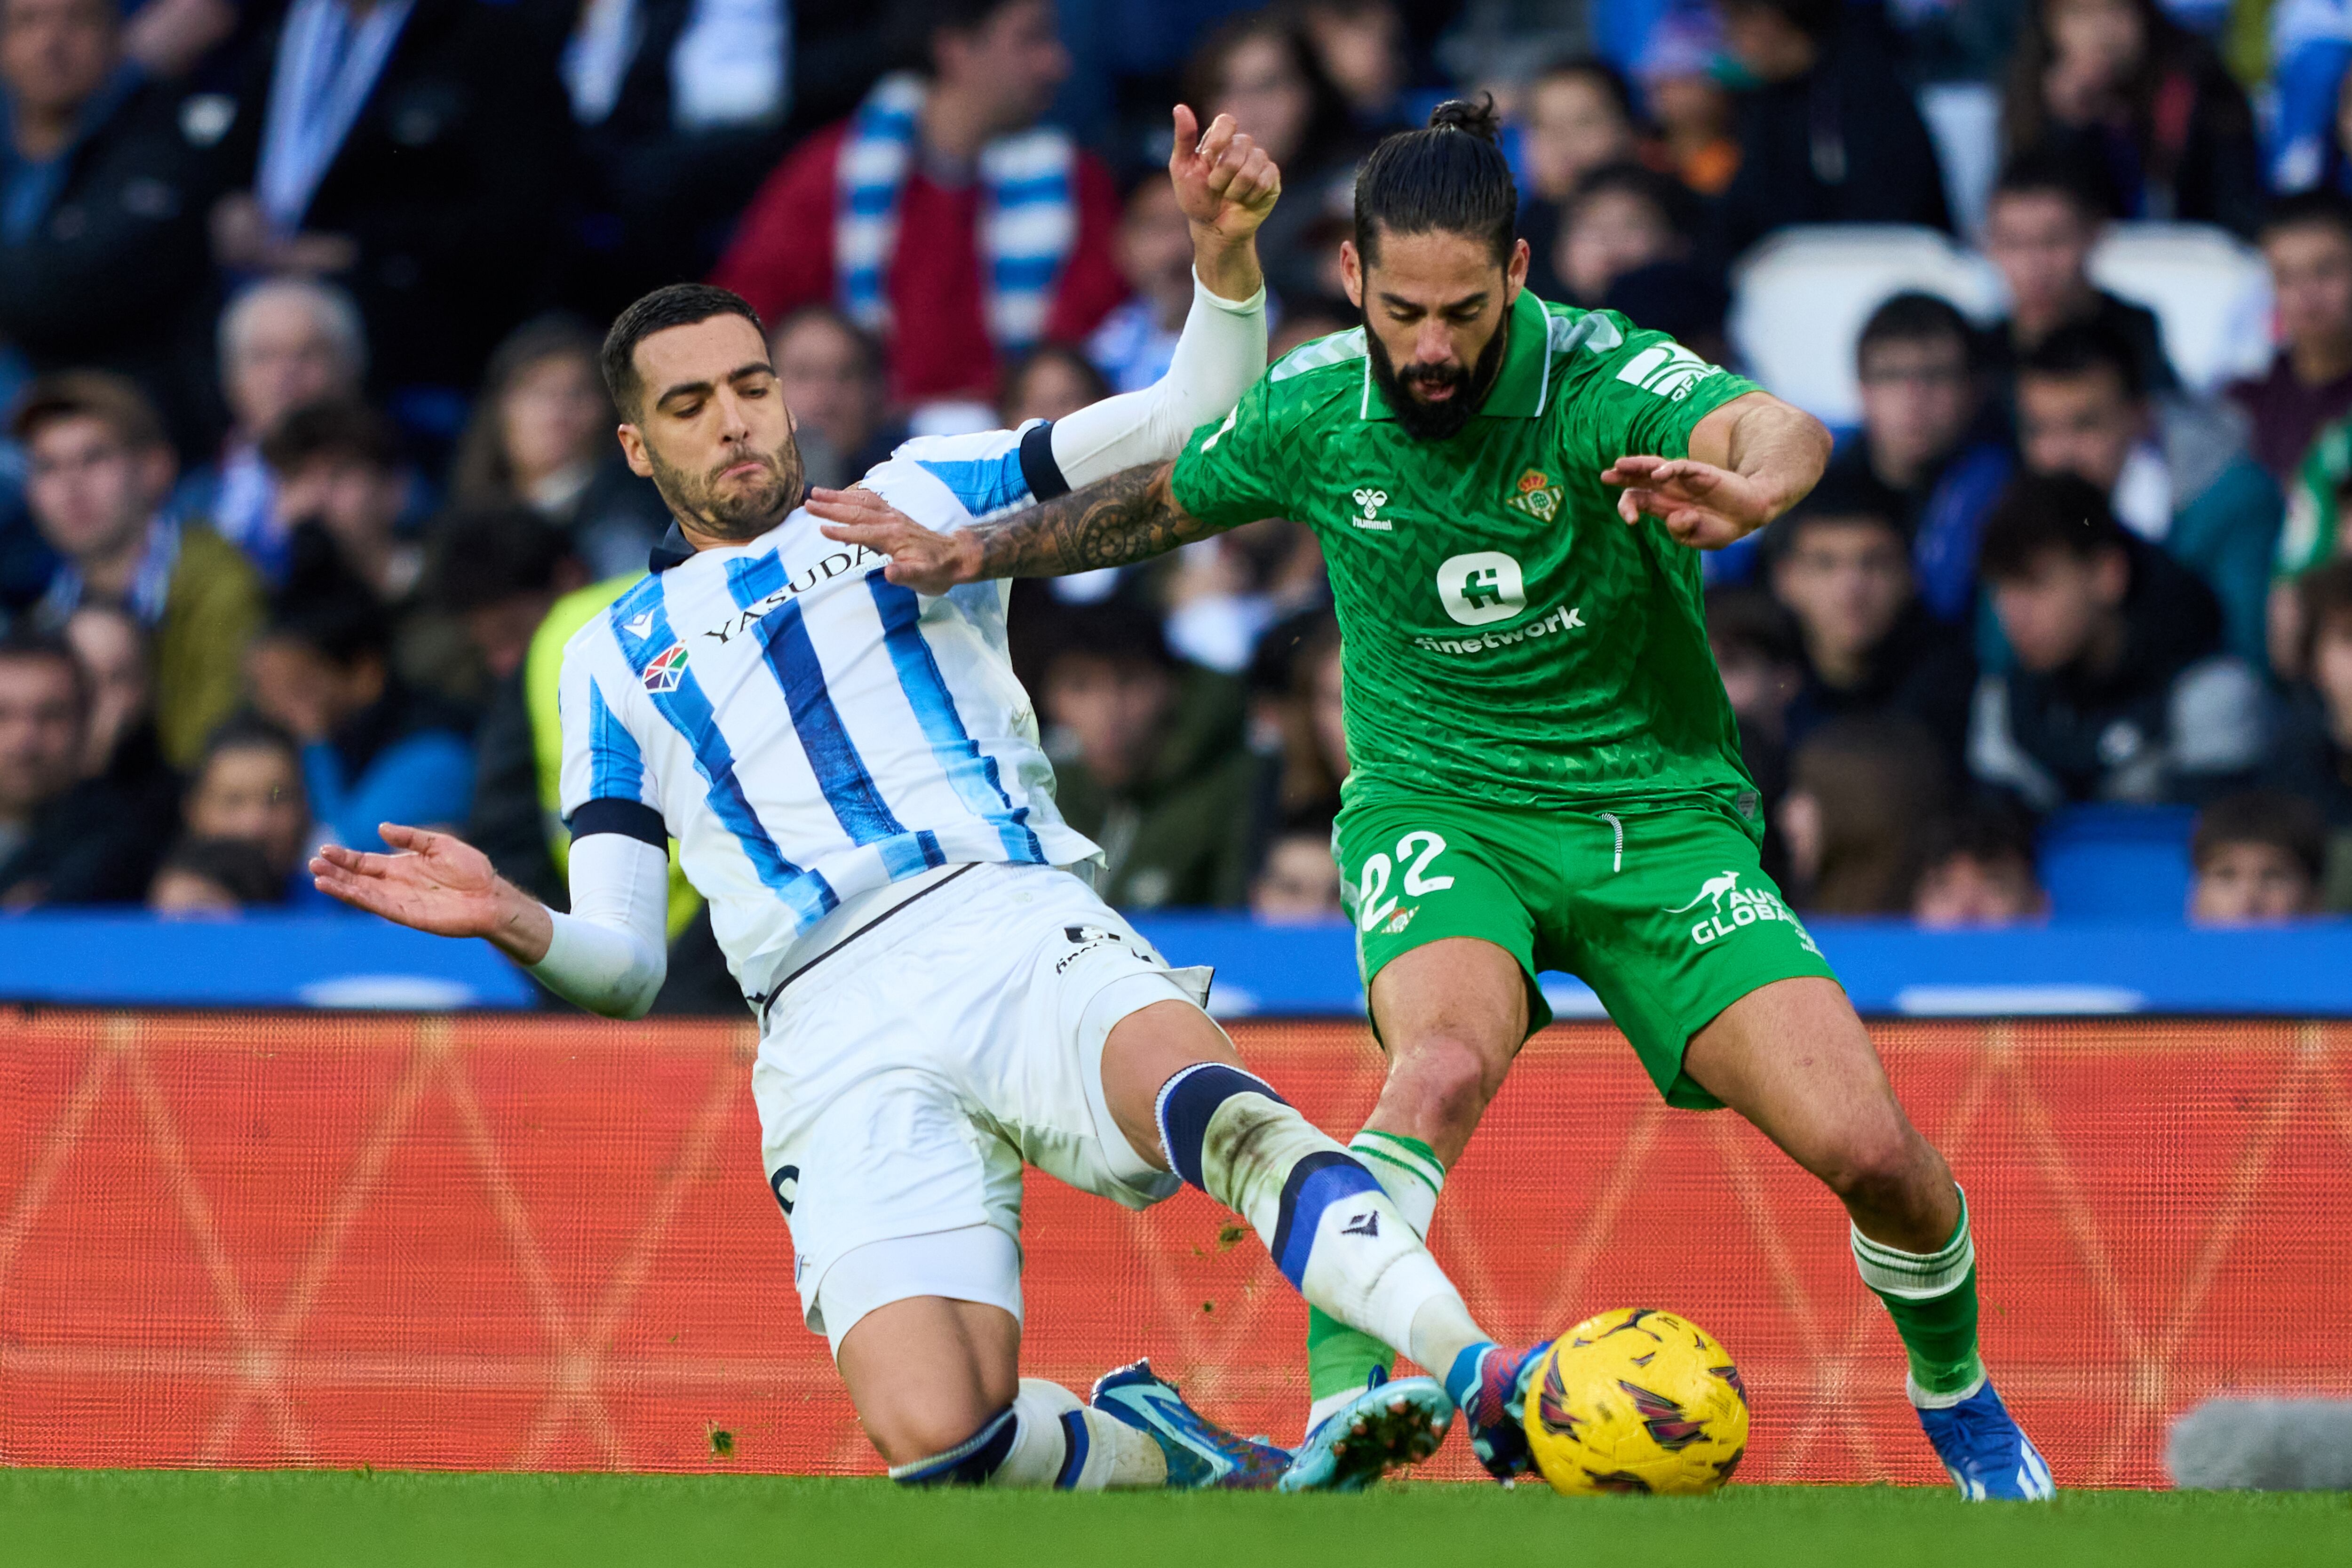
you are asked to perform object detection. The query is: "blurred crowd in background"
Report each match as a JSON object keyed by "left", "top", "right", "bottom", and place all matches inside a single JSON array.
[{"left": 5, "top": 0, "right": 2352, "bottom": 1008}]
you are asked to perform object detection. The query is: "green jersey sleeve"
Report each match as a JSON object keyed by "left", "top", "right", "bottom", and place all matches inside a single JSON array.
[
  {"left": 1169, "top": 373, "right": 1288, "bottom": 533},
  {"left": 1566, "top": 312, "right": 1761, "bottom": 463}
]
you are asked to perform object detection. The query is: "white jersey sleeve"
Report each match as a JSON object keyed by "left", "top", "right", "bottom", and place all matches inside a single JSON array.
[{"left": 555, "top": 634, "right": 668, "bottom": 846}]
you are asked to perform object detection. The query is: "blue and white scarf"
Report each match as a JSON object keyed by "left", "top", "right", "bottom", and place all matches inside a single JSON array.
[
  {"left": 256, "top": 0, "right": 416, "bottom": 233},
  {"left": 834, "top": 72, "right": 1075, "bottom": 351},
  {"left": 38, "top": 513, "right": 182, "bottom": 629}
]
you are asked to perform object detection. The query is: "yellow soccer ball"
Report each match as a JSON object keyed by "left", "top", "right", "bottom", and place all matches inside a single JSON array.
[{"left": 1522, "top": 1307, "right": 1750, "bottom": 1496}]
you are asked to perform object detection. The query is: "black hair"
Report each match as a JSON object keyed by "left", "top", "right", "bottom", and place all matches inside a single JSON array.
[
  {"left": 601, "top": 283, "right": 766, "bottom": 422},
  {"left": 1772, "top": 463, "right": 1903, "bottom": 552},
  {"left": 425, "top": 506, "right": 574, "bottom": 614},
  {"left": 1353, "top": 97, "right": 1518, "bottom": 268},
  {"left": 1921, "top": 796, "right": 2041, "bottom": 874},
  {"left": 890, "top": 0, "right": 1027, "bottom": 73},
  {"left": 1569, "top": 159, "right": 1701, "bottom": 242},
  {"left": 1703, "top": 584, "right": 1801, "bottom": 667},
  {"left": 258, "top": 397, "right": 401, "bottom": 476},
  {"left": 1040, "top": 598, "right": 1175, "bottom": 675},
  {"left": 155, "top": 836, "right": 286, "bottom": 907},
  {"left": 2018, "top": 318, "right": 2145, "bottom": 400},
  {"left": 266, "top": 525, "right": 393, "bottom": 666},
  {"left": 1731, "top": 0, "right": 1845, "bottom": 40},
  {"left": 2259, "top": 187, "right": 2352, "bottom": 248},
  {"left": 2193, "top": 789, "right": 2327, "bottom": 881},
  {"left": 1976, "top": 472, "right": 2130, "bottom": 582},
  {"left": 1991, "top": 144, "right": 2120, "bottom": 220},
  {"left": 0, "top": 626, "right": 87, "bottom": 710},
  {"left": 1855, "top": 291, "right": 1974, "bottom": 366},
  {"left": 195, "top": 711, "right": 302, "bottom": 774}
]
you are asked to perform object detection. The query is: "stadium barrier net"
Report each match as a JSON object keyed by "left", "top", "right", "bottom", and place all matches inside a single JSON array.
[{"left": 3, "top": 1009, "right": 2347, "bottom": 1485}]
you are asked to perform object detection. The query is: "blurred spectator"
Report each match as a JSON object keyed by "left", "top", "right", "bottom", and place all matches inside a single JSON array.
[
  {"left": 1270, "top": 300, "right": 1355, "bottom": 358},
  {"left": 1515, "top": 57, "right": 1640, "bottom": 298},
  {"left": 60, "top": 601, "right": 180, "bottom": 858},
  {"left": 561, "top": 0, "right": 794, "bottom": 315},
  {"left": 424, "top": 507, "right": 585, "bottom": 685},
  {"left": 176, "top": 279, "right": 368, "bottom": 584},
  {"left": 244, "top": 539, "right": 472, "bottom": 852},
  {"left": 16, "top": 372, "right": 263, "bottom": 769},
  {"left": 208, "top": 0, "right": 570, "bottom": 394},
  {"left": 447, "top": 316, "right": 668, "bottom": 581},
  {"left": 1041, "top": 601, "right": 1255, "bottom": 909},
  {"left": 2015, "top": 320, "right": 2280, "bottom": 669},
  {"left": 1296, "top": 0, "right": 1411, "bottom": 136},
  {"left": 1088, "top": 175, "right": 1196, "bottom": 394},
  {"left": 1888, "top": 0, "right": 2029, "bottom": 81},
  {"left": 1979, "top": 148, "right": 2178, "bottom": 397},
  {"left": 1249, "top": 810, "right": 1342, "bottom": 923},
  {"left": 2187, "top": 789, "right": 2326, "bottom": 923},
  {"left": 1253, "top": 610, "right": 1347, "bottom": 831},
  {"left": 771, "top": 305, "right": 905, "bottom": 489},
  {"left": 2265, "top": 560, "right": 2352, "bottom": 908},
  {"left": 0, "top": 629, "right": 171, "bottom": 904},
  {"left": 2226, "top": 191, "right": 2352, "bottom": 485},
  {"left": 120, "top": 0, "right": 241, "bottom": 82},
  {"left": 261, "top": 398, "right": 418, "bottom": 606},
  {"left": 1766, "top": 476, "right": 1975, "bottom": 769},
  {"left": 1704, "top": 582, "right": 1803, "bottom": 748},
  {"left": 1552, "top": 161, "right": 1726, "bottom": 357},
  {"left": 148, "top": 834, "right": 285, "bottom": 914},
  {"left": 999, "top": 343, "right": 1110, "bottom": 427},
  {"left": 1163, "top": 517, "right": 1324, "bottom": 674},
  {"left": 1179, "top": 10, "right": 1363, "bottom": 310},
  {"left": 712, "top": 0, "right": 1123, "bottom": 407},
  {"left": 1710, "top": 0, "right": 1952, "bottom": 261},
  {"left": 0, "top": 0, "right": 229, "bottom": 454},
  {"left": 1821, "top": 293, "right": 2013, "bottom": 625},
  {"left": 1631, "top": 8, "right": 1740, "bottom": 198},
  {"left": 183, "top": 712, "right": 320, "bottom": 902},
  {"left": 1999, "top": 0, "right": 2262, "bottom": 235},
  {"left": 1777, "top": 714, "right": 1950, "bottom": 915},
  {"left": 1913, "top": 800, "right": 2051, "bottom": 927},
  {"left": 1970, "top": 472, "right": 2265, "bottom": 808}
]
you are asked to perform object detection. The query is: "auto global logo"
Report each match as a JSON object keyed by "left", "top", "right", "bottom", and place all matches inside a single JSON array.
[
  {"left": 1667, "top": 869, "right": 1820, "bottom": 954},
  {"left": 1436, "top": 551, "right": 1527, "bottom": 625}
]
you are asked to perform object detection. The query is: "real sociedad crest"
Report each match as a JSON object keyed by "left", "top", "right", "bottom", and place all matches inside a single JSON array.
[{"left": 642, "top": 643, "right": 689, "bottom": 693}]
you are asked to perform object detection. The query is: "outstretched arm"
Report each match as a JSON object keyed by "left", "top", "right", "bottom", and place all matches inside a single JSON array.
[
  {"left": 810, "top": 458, "right": 1217, "bottom": 594},
  {"left": 313, "top": 823, "right": 669, "bottom": 1018},
  {"left": 1602, "top": 390, "right": 1830, "bottom": 550}
]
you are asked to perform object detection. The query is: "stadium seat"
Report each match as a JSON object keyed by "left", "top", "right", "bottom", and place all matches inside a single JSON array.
[
  {"left": 2087, "top": 224, "right": 2275, "bottom": 394},
  {"left": 1728, "top": 226, "right": 2004, "bottom": 425},
  {"left": 2036, "top": 803, "right": 2197, "bottom": 921}
]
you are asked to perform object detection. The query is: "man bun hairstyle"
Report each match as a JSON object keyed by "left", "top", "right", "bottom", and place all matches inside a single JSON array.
[
  {"left": 602, "top": 283, "right": 765, "bottom": 422},
  {"left": 1353, "top": 96, "right": 1518, "bottom": 267}
]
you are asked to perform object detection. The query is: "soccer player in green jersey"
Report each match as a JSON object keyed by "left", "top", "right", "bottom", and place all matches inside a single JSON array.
[{"left": 809, "top": 100, "right": 2052, "bottom": 1500}]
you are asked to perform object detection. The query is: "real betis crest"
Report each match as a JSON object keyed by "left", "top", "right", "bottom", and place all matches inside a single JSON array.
[{"left": 1505, "top": 468, "right": 1563, "bottom": 521}]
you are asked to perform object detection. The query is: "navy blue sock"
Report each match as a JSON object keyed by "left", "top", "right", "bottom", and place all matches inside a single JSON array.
[{"left": 887, "top": 1407, "right": 1019, "bottom": 1487}]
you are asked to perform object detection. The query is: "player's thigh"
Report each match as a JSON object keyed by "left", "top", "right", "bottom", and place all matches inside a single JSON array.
[
  {"left": 1561, "top": 801, "right": 1839, "bottom": 1110},
  {"left": 835, "top": 1292, "right": 1022, "bottom": 1465},
  {"left": 1339, "top": 795, "right": 1545, "bottom": 1059},
  {"left": 1682, "top": 978, "right": 1948, "bottom": 1223}
]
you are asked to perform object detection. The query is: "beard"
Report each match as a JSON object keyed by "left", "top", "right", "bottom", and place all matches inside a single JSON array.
[
  {"left": 645, "top": 430, "right": 806, "bottom": 541},
  {"left": 1364, "top": 311, "right": 1511, "bottom": 442}
]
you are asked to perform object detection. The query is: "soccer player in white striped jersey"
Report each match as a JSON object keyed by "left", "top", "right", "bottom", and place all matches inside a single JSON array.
[{"left": 313, "top": 108, "right": 1518, "bottom": 1495}]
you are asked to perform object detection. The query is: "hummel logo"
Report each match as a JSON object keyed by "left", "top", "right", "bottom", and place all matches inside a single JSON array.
[
  {"left": 624, "top": 611, "right": 656, "bottom": 639},
  {"left": 1351, "top": 487, "right": 1394, "bottom": 531},
  {"left": 1340, "top": 1210, "right": 1380, "bottom": 1237}
]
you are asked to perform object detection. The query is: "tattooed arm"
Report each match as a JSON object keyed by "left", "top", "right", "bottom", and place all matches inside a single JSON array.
[{"left": 808, "top": 458, "right": 1224, "bottom": 595}]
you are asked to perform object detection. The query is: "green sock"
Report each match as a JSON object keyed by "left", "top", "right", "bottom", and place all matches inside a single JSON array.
[
  {"left": 1851, "top": 1186, "right": 1985, "bottom": 1398},
  {"left": 1307, "top": 1131, "right": 1445, "bottom": 1407}
]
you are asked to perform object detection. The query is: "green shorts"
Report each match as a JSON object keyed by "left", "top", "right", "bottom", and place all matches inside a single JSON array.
[{"left": 1335, "top": 790, "right": 1839, "bottom": 1110}]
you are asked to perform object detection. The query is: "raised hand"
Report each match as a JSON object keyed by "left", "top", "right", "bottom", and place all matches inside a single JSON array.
[
  {"left": 1171, "top": 104, "right": 1281, "bottom": 243},
  {"left": 1602, "top": 454, "right": 1782, "bottom": 551},
  {"left": 810, "top": 487, "right": 978, "bottom": 596},
  {"left": 311, "top": 824, "right": 553, "bottom": 963}
]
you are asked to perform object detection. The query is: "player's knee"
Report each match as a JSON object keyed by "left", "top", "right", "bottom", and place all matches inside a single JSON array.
[
  {"left": 1390, "top": 1032, "right": 1505, "bottom": 1133},
  {"left": 874, "top": 1403, "right": 1013, "bottom": 1475},
  {"left": 1819, "top": 1122, "right": 1932, "bottom": 1215}
]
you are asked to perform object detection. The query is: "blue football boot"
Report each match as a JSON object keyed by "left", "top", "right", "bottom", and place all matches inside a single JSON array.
[
  {"left": 1446, "top": 1341, "right": 1551, "bottom": 1483},
  {"left": 1089, "top": 1360, "right": 1292, "bottom": 1490},
  {"left": 1913, "top": 1377, "right": 2056, "bottom": 1500},
  {"left": 1279, "top": 1366, "right": 1454, "bottom": 1492}
]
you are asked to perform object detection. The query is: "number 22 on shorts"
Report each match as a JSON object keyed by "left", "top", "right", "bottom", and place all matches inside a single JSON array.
[{"left": 1357, "top": 830, "right": 1454, "bottom": 932}]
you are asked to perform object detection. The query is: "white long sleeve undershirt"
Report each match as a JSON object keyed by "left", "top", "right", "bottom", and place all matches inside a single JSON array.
[
  {"left": 1048, "top": 270, "right": 1266, "bottom": 487},
  {"left": 526, "top": 832, "right": 671, "bottom": 1019}
]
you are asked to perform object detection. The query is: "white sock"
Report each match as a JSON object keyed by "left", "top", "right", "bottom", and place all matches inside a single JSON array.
[
  {"left": 989, "top": 1379, "right": 1165, "bottom": 1489},
  {"left": 1350, "top": 1129, "right": 1443, "bottom": 1238}
]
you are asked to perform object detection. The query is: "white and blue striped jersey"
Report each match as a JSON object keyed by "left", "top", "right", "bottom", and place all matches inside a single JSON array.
[{"left": 555, "top": 423, "right": 1100, "bottom": 991}]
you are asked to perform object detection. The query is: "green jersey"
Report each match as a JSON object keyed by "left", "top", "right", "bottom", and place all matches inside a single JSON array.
[{"left": 1171, "top": 289, "right": 1761, "bottom": 812}]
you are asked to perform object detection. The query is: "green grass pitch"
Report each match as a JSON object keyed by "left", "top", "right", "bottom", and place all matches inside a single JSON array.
[{"left": 6, "top": 1472, "right": 2348, "bottom": 1567}]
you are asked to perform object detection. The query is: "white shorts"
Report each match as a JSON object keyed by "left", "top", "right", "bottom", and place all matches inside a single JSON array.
[{"left": 749, "top": 861, "right": 1210, "bottom": 1352}]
